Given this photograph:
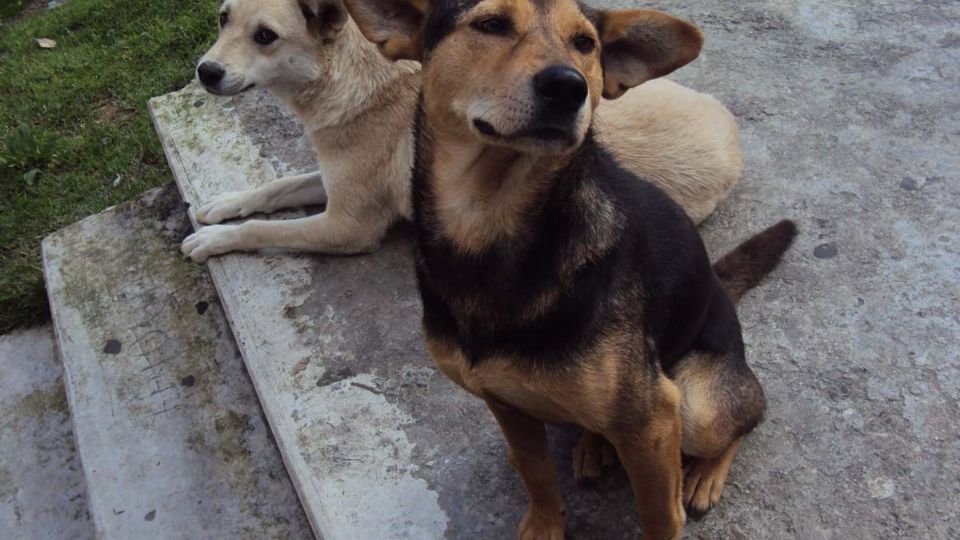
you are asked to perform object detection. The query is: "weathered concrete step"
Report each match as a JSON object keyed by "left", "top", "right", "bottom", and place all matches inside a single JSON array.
[
  {"left": 0, "top": 325, "right": 92, "bottom": 540},
  {"left": 42, "top": 184, "right": 312, "bottom": 539},
  {"left": 148, "top": 83, "right": 653, "bottom": 540}
]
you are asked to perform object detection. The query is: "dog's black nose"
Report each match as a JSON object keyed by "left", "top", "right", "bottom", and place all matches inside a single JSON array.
[
  {"left": 534, "top": 65, "right": 588, "bottom": 113},
  {"left": 197, "top": 62, "right": 225, "bottom": 87}
]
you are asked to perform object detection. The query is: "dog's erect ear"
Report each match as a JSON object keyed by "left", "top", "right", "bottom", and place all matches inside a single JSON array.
[
  {"left": 299, "top": 0, "right": 348, "bottom": 42},
  {"left": 598, "top": 10, "right": 703, "bottom": 99},
  {"left": 341, "top": 0, "right": 429, "bottom": 61}
]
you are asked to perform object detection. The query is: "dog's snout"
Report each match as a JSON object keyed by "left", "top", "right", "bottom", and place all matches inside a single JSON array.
[
  {"left": 197, "top": 62, "right": 225, "bottom": 87},
  {"left": 534, "top": 66, "right": 588, "bottom": 113}
]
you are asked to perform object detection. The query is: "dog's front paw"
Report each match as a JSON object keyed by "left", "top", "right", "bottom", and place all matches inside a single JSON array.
[
  {"left": 518, "top": 508, "right": 565, "bottom": 540},
  {"left": 181, "top": 225, "right": 243, "bottom": 263},
  {"left": 195, "top": 190, "right": 263, "bottom": 224}
]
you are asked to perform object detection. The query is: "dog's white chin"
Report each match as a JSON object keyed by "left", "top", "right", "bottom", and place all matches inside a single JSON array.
[{"left": 200, "top": 80, "right": 255, "bottom": 96}]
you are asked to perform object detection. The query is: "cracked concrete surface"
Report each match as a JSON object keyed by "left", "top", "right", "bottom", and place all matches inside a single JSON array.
[{"left": 149, "top": 0, "right": 958, "bottom": 538}]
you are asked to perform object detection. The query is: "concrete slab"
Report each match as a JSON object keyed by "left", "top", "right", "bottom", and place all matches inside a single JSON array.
[
  {"left": 42, "top": 185, "right": 311, "bottom": 539},
  {"left": 150, "top": 0, "right": 960, "bottom": 537},
  {"left": 0, "top": 325, "right": 92, "bottom": 540}
]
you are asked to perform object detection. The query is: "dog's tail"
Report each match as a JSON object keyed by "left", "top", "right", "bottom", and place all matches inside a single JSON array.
[{"left": 713, "top": 220, "right": 798, "bottom": 304}]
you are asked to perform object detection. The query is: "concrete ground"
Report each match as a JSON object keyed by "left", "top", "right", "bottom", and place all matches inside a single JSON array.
[{"left": 0, "top": 326, "right": 93, "bottom": 540}]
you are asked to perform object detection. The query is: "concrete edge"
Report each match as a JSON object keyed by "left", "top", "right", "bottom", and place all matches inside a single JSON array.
[{"left": 39, "top": 234, "right": 103, "bottom": 538}]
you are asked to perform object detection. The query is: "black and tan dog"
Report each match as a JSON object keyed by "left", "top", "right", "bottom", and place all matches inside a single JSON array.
[{"left": 345, "top": 0, "right": 796, "bottom": 538}]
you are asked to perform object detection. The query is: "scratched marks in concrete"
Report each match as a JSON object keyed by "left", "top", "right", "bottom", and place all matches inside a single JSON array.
[{"left": 42, "top": 184, "right": 311, "bottom": 540}]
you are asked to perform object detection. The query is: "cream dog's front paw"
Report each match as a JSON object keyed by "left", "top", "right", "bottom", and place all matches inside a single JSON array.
[
  {"left": 181, "top": 224, "right": 243, "bottom": 262},
  {"left": 195, "top": 190, "right": 265, "bottom": 224}
]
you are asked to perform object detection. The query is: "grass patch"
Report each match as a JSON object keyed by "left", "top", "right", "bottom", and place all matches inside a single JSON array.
[
  {"left": 0, "top": 0, "right": 217, "bottom": 332},
  {"left": 0, "top": 0, "right": 28, "bottom": 20}
]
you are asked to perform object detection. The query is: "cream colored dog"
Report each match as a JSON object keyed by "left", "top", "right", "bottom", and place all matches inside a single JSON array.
[{"left": 181, "top": 0, "right": 741, "bottom": 262}]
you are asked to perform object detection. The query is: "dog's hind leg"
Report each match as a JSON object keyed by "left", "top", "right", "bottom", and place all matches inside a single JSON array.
[
  {"left": 670, "top": 351, "right": 765, "bottom": 515},
  {"left": 595, "top": 79, "right": 742, "bottom": 225},
  {"left": 608, "top": 376, "right": 685, "bottom": 540},
  {"left": 484, "top": 397, "right": 566, "bottom": 540},
  {"left": 572, "top": 430, "right": 615, "bottom": 485},
  {"left": 196, "top": 170, "right": 327, "bottom": 224},
  {"left": 683, "top": 437, "right": 741, "bottom": 516}
]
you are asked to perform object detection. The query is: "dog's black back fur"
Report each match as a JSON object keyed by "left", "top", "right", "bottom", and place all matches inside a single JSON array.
[{"left": 413, "top": 106, "right": 746, "bottom": 373}]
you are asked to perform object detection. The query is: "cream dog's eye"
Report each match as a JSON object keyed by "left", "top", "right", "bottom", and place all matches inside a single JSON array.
[
  {"left": 253, "top": 27, "right": 278, "bottom": 45},
  {"left": 219, "top": 11, "right": 228, "bottom": 27}
]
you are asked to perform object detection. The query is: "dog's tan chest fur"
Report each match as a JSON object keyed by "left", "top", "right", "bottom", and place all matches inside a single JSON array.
[{"left": 429, "top": 140, "right": 554, "bottom": 254}]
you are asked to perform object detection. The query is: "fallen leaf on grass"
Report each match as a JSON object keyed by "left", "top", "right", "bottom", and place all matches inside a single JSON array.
[
  {"left": 23, "top": 169, "right": 41, "bottom": 185},
  {"left": 36, "top": 38, "right": 57, "bottom": 49}
]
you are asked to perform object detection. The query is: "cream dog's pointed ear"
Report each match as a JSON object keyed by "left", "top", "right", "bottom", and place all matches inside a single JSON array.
[
  {"left": 599, "top": 10, "right": 703, "bottom": 99},
  {"left": 342, "top": 0, "right": 429, "bottom": 61},
  {"left": 299, "top": 0, "right": 348, "bottom": 42}
]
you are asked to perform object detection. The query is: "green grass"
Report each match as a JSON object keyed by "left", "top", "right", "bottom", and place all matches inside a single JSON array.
[
  {"left": 0, "top": 0, "right": 217, "bottom": 332},
  {"left": 0, "top": 0, "right": 27, "bottom": 20}
]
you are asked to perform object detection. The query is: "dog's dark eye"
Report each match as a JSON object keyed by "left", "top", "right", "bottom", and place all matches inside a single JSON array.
[
  {"left": 219, "top": 11, "right": 228, "bottom": 27},
  {"left": 253, "top": 27, "right": 278, "bottom": 45},
  {"left": 573, "top": 35, "right": 595, "bottom": 54},
  {"left": 471, "top": 16, "right": 510, "bottom": 35}
]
